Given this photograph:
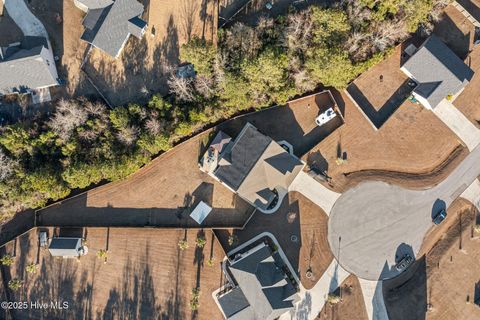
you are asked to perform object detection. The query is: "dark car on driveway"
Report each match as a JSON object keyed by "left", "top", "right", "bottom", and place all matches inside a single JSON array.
[
  {"left": 395, "top": 254, "right": 414, "bottom": 272},
  {"left": 433, "top": 209, "right": 447, "bottom": 225}
]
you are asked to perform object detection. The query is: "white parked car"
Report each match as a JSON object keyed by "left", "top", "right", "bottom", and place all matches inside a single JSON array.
[{"left": 315, "top": 108, "right": 336, "bottom": 126}]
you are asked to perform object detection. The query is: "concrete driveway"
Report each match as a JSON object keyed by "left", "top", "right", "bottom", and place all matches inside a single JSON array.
[
  {"left": 289, "top": 171, "right": 341, "bottom": 215},
  {"left": 3, "top": 0, "right": 48, "bottom": 38},
  {"left": 328, "top": 144, "right": 480, "bottom": 280},
  {"left": 434, "top": 99, "right": 480, "bottom": 151}
]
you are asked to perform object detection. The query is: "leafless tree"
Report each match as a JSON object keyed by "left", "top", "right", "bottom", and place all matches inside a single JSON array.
[
  {"left": 371, "top": 20, "right": 409, "bottom": 52},
  {"left": 284, "top": 11, "right": 313, "bottom": 54},
  {"left": 83, "top": 100, "right": 107, "bottom": 118},
  {"left": 116, "top": 126, "right": 139, "bottom": 146},
  {"left": 145, "top": 117, "right": 162, "bottom": 135},
  {"left": 168, "top": 75, "right": 196, "bottom": 102},
  {"left": 0, "top": 150, "right": 16, "bottom": 182},
  {"left": 292, "top": 69, "right": 316, "bottom": 92},
  {"left": 346, "top": 32, "right": 370, "bottom": 61},
  {"left": 49, "top": 99, "right": 88, "bottom": 140},
  {"left": 194, "top": 75, "right": 215, "bottom": 98}
]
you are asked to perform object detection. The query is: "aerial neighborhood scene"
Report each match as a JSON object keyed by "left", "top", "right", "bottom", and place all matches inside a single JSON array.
[{"left": 1, "top": 0, "right": 480, "bottom": 319}]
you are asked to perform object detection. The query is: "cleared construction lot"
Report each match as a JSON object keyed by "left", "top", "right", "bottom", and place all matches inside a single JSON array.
[
  {"left": 1, "top": 228, "right": 225, "bottom": 320},
  {"left": 83, "top": 0, "right": 218, "bottom": 106}
]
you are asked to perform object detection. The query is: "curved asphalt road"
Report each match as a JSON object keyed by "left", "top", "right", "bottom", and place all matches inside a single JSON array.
[{"left": 328, "top": 144, "right": 480, "bottom": 280}]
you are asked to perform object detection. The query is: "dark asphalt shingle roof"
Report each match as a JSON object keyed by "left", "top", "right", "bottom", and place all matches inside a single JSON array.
[
  {"left": 402, "top": 35, "right": 474, "bottom": 108},
  {"left": 214, "top": 123, "right": 304, "bottom": 210},
  {"left": 0, "top": 39, "right": 58, "bottom": 95},
  {"left": 218, "top": 287, "right": 252, "bottom": 319},
  {"left": 80, "top": 0, "right": 146, "bottom": 57},
  {"left": 222, "top": 243, "right": 298, "bottom": 320},
  {"left": 214, "top": 124, "right": 271, "bottom": 190}
]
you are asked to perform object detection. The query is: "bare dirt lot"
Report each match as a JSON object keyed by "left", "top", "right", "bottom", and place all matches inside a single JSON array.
[
  {"left": 316, "top": 275, "right": 368, "bottom": 320},
  {"left": 346, "top": 44, "right": 421, "bottom": 129},
  {"left": 215, "top": 191, "right": 332, "bottom": 290},
  {"left": 383, "top": 198, "right": 480, "bottom": 320},
  {"left": 303, "top": 89, "right": 468, "bottom": 193},
  {"left": 454, "top": 45, "right": 480, "bottom": 130},
  {"left": 83, "top": 0, "right": 218, "bottom": 106},
  {"left": 434, "top": 4, "right": 480, "bottom": 130},
  {"left": 1, "top": 228, "right": 226, "bottom": 320}
]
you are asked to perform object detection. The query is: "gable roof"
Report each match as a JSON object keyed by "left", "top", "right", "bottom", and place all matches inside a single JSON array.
[
  {"left": 222, "top": 243, "right": 298, "bottom": 320},
  {"left": 402, "top": 35, "right": 474, "bottom": 108},
  {"left": 0, "top": 40, "right": 58, "bottom": 95},
  {"left": 214, "top": 123, "right": 304, "bottom": 210},
  {"left": 80, "top": 0, "right": 146, "bottom": 57},
  {"left": 214, "top": 124, "right": 271, "bottom": 190}
]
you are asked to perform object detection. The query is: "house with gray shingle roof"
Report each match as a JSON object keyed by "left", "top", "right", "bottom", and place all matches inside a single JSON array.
[
  {"left": 0, "top": 37, "right": 58, "bottom": 96},
  {"left": 400, "top": 35, "right": 474, "bottom": 110},
  {"left": 200, "top": 123, "right": 305, "bottom": 213},
  {"left": 74, "top": 0, "right": 147, "bottom": 58},
  {"left": 216, "top": 241, "right": 299, "bottom": 320}
]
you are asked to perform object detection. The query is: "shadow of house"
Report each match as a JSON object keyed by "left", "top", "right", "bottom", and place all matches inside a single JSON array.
[
  {"left": 433, "top": 10, "right": 472, "bottom": 60},
  {"left": 383, "top": 256, "right": 427, "bottom": 320},
  {"left": 347, "top": 79, "right": 415, "bottom": 129},
  {"left": 217, "top": 93, "right": 343, "bottom": 158},
  {"left": 33, "top": 184, "right": 254, "bottom": 231}
]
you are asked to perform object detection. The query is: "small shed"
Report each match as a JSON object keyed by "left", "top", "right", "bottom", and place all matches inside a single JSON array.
[
  {"left": 190, "top": 201, "right": 212, "bottom": 225},
  {"left": 48, "top": 237, "right": 84, "bottom": 257}
]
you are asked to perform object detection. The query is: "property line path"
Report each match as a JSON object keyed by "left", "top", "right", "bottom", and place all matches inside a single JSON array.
[
  {"left": 3, "top": 0, "right": 48, "bottom": 38},
  {"left": 289, "top": 171, "right": 341, "bottom": 215}
]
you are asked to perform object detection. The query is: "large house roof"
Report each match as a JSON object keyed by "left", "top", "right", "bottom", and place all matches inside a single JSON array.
[
  {"left": 220, "top": 243, "right": 299, "bottom": 320},
  {"left": 80, "top": 0, "right": 146, "bottom": 58},
  {"left": 0, "top": 38, "right": 58, "bottom": 95},
  {"left": 402, "top": 35, "right": 474, "bottom": 108},
  {"left": 214, "top": 123, "right": 304, "bottom": 210}
]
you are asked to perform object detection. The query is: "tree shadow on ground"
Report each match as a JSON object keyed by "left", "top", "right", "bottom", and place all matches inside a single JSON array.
[{"left": 83, "top": 13, "right": 179, "bottom": 106}]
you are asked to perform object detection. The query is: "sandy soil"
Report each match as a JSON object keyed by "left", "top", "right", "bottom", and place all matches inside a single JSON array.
[
  {"left": 316, "top": 275, "right": 368, "bottom": 320},
  {"left": 2, "top": 228, "right": 226, "bottom": 320},
  {"left": 426, "top": 201, "right": 480, "bottom": 320},
  {"left": 83, "top": 0, "right": 218, "bottom": 106},
  {"left": 303, "top": 88, "right": 468, "bottom": 193},
  {"left": 454, "top": 45, "right": 480, "bottom": 130},
  {"left": 351, "top": 46, "right": 410, "bottom": 113},
  {"left": 0, "top": 9, "right": 23, "bottom": 46},
  {"left": 215, "top": 191, "right": 332, "bottom": 290}
]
